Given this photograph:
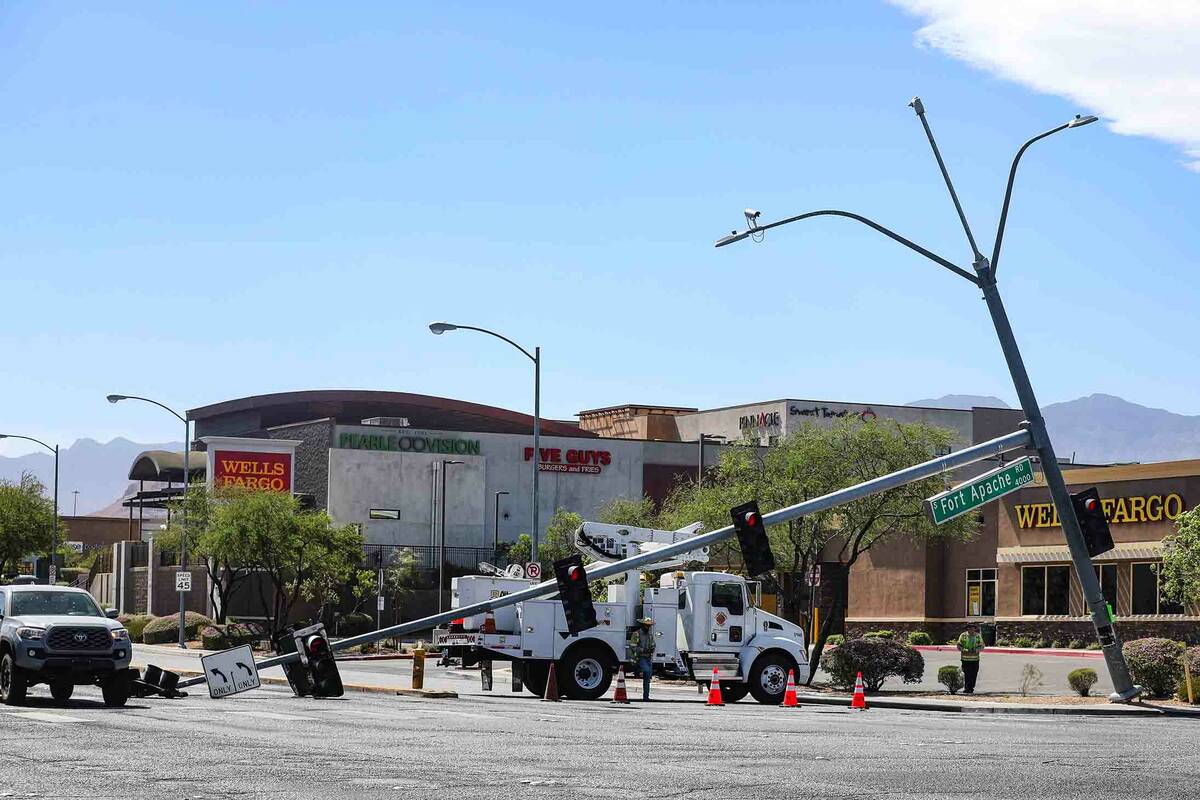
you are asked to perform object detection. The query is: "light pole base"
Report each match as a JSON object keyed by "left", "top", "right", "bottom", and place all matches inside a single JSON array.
[
  {"left": 178, "top": 643, "right": 188, "bottom": 650},
  {"left": 1108, "top": 685, "right": 1142, "bottom": 704}
]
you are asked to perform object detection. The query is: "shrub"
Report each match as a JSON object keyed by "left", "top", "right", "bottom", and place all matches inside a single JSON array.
[
  {"left": 938, "top": 665, "right": 963, "bottom": 694},
  {"left": 1178, "top": 646, "right": 1200, "bottom": 703},
  {"left": 1068, "top": 668, "right": 1098, "bottom": 697},
  {"left": 863, "top": 629, "right": 896, "bottom": 640},
  {"left": 819, "top": 638, "right": 924, "bottom": 693},
  {"left": 224, "top": 622, "right": 256, "bottom": 647},
  {"left": 1049, "top": 640, "right": 1064, "bottom": 649},
  {"left": 1012, "top": 635, "right": 1037, "bottom": 649},
  {"left": 1068, "top": 639, "right": 1086, "bottom": 650},
  {"left": 118, "top": 614, "right": 155, "bottom": 642},
  {"left": 1123, "top": 638, "right": 1185, "bottom": 698},
  {"left": 1034, "top": 637, "right": 1052, "bottom": 649},
  {"left": 336, "top": 612, "right": 374, "bottom": 637},
  {"left": 1085, "top": 641, "right": 1102, "bottom": 651},
  {"left": 824, "top": 634, "right": 844, "bottom": 647},
  {"left": 1020, "top": 663, "right": 1044, "bottom": 696},
  {"left": 907, "top": 631, "right": 932, "bottom": 646},
  {"left": 200, "top": 625, "right": 229, "bottom": 651},
  {"left": 141, "top": 611, "right": 213, "bottom": 645}
]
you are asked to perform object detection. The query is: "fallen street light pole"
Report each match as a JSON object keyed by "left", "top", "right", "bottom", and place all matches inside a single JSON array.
[
  {"left": 174, "top": 426, "right": 1032, "bottom": 688},
  {"left": 713, "top": 98, "right": 1139, "bottom": 702}
]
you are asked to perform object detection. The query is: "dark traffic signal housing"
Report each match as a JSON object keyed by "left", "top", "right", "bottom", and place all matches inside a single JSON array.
[
  {"left": 553, "top": 553, "right": 598, "bottom": 634},
  {"left": 731, "top": 500, "right": 775, "bottom": 576},
  {"left": 1071, "top": 486, "right": 1115, "bottom": 557}
]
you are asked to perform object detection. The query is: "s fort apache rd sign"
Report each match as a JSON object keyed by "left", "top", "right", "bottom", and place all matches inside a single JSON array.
[{"left": 924, "top": 457, "right": 1034, "bottom": 526}]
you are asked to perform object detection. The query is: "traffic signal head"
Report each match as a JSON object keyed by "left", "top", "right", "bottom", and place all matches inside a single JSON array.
[
  {"left": 1071, "top": 487, "right": 1114, "bottom": 558},
  {"left": 731, "top": 500, "right": 775, "bottom": 576},
  {"left": 292, "top": 624, "right": 344, "bottom": 698},
  {"left": 553, "top": 553, "right": 598, "bottom": 634}
]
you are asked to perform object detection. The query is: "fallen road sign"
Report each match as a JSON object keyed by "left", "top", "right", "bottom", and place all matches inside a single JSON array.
[
  {"left": 924, "top": 456, "right": 1034, "bottom": 525},
  {"left": 201, "top": 644, "right": 261, "bottom": 699}
]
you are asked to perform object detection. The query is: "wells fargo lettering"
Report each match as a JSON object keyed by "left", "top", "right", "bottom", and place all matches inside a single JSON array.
[
  {"left": 1014, "top": 493, "right": 1185, "bottom": 529},
  {"left": 213, "top": 450, "right": 291, "bottom": 492}
]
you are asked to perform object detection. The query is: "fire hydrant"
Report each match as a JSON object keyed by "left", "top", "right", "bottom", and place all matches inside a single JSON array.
[{"left": 412, "top": 642, "right": 426, "bottom": 690}]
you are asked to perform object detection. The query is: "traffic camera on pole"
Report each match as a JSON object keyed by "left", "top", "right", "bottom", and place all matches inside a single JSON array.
[
  {"left": 553, "top": 554, "right": 598, "bottom": 634},
  {"left": 1071, "top": 487, "right": 1115, "bottom": 557},
  {"left": 731, "top": 501, "right": 775, "bottom": 576}
]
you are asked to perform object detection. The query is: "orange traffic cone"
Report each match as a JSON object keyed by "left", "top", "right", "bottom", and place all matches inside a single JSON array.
[
  {"left": 611, "top": 666, "right": 630, "bottom": 704},
  {"left": 782, "top": 669, "right": 799, "bottom": 708},
  {"left": 542, "top": 662, "right": 560, "bottom": 702},
  {"left": 705, "top": 667, "right": 724, "bottom": 707},
  {"left": 850, "top": 671, "right": 868, "bottom": 710}
]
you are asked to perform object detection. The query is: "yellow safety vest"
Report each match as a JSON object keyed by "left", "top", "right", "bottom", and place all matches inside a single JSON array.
[{"left": 958, "top": 632, "right": 984, "bottom": 662}]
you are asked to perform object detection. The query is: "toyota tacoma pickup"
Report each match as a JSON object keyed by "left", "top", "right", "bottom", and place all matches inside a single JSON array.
[{"left": 0, "top": 584, "right": 133, "bottom": 707}]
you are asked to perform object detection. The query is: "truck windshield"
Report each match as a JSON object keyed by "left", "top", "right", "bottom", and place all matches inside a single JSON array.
[{"left": 11, "top": 591, "right": 102, "bottom": 617}]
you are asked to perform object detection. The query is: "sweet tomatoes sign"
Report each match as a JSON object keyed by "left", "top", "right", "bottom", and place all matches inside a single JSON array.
[
  {"left": 212, "top": 450, "right": 293, "bottom": 492},
  {"left": 523, "top": 447, "right": 611, "bottom": 475}
]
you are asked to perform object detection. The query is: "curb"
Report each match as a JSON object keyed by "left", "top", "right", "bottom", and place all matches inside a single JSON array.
[
  {"left": 912, "top": 645, "right": 1105, "bottom": 659},
  {"left": 335, "top": 653, "right": 414, "bottom": 662},
  {"left": 794, "top": 692, "right": 1198, "bottom": 717}
]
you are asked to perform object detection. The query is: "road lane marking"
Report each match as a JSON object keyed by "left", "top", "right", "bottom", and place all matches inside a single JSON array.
[
  {"left": 5, "top": 711, "right": 90, "bottom": 723},
  {"left": 223, "top": 711, "right": 317, "bottom": 721}
]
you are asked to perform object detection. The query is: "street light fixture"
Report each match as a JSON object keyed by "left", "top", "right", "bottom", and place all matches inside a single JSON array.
[
  {"left": 0, "top": 434, "right": 58, "bottom": 583},
  {"left": 714, "top": 101, "right": 1141, "bottom": 702},
  {"left": 437, "top": 459, "right": 464, "bottom": 614},
  {"left": 107, "top": 393, "right": 192, "bottom": 649},
  {"left": 428, "top": 322, "right": 543, "bottom": 562}
]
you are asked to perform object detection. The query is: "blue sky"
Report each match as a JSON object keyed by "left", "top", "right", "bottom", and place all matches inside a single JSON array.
[{"left": 1, "top": 3, "right": 1197, "bottom": 454}]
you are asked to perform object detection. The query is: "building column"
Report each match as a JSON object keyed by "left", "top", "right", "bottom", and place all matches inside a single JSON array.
[{"left": 146, "top": 537, "right": 155, "bottom": 616}]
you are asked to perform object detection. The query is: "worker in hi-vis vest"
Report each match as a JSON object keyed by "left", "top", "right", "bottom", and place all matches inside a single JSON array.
[
  {"left": 629, "top": 617, "right": 656, "bottom": 701},
  {"left": 957, "top": 621, "right": 985, "bottom": 693}
]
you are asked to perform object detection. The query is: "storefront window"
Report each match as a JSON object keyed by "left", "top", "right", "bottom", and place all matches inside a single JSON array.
[
  {"left": 1132, "top": 562, "right": 1185, "bottom": 615},
  {"left": 1021, "top": 565, "right": 1070, "bottom": 616},
  {"left": 1094, "top": 564, "right": 1118, "bottom": 610},
  {"left": 965, "top": 568, "right": 996, "bottom": 617}
]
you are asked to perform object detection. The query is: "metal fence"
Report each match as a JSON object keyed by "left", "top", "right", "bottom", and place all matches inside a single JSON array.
[{"left": 362, "top": 544, "right": 503, "bottom": 572}]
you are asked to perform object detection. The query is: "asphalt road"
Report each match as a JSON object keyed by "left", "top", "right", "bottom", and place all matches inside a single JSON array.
[{"left": 0, "top": 683, "right": 1195, "bottom": 800}]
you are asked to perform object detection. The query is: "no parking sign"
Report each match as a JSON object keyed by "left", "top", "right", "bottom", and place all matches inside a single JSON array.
[{"left": 525, "top": 562, "right": 542, "bottom": 580}]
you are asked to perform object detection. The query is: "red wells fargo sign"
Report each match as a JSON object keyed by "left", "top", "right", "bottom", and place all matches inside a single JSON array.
[{"left": 212, "top": 450, "right": 292, "bottom": 492}]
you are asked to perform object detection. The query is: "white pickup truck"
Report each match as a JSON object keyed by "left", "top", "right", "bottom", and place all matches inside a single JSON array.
[{"left": 435, "top": 521, "right": 809, "bottom": 704}]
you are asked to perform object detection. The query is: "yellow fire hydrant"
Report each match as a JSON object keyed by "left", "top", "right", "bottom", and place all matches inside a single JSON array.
[{"left": 412, "top": 642, "right": 426, "bottom": 690}]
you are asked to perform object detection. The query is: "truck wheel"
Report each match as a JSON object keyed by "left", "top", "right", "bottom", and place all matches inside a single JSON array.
[
  {"left": 523, "top": 661, "right": 551, "bottom": 698},
  {"left": 0, "top": 654, "right": 27, "bottom": 706},
  {"left": 50, "top": 682, "right": 74, "bottom": 703},
  {"left": 101, "top": 678, "right": 129, "bottom": 708},
  {"left": 720, "top": 681, "right": 750, "bottom": 703},
  {"left": 748, "top": 652, "right": 795, "bottom": 705},
  {"left": 559, "top": 647, "right": 613, "bottom": 701}
]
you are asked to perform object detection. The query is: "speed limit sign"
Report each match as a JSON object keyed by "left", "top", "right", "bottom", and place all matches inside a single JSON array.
[{"left": 525, "top": 562, "right": 542, "bottom": 580}]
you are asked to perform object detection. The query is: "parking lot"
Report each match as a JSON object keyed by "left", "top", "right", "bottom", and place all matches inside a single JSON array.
[{"left": 1, "top": 678, "right": 1196, "bottom": 800}]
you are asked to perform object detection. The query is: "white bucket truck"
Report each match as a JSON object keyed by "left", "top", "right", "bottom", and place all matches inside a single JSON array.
[{"left": 435, "top": 520, "right": 809, "bottom": 703}]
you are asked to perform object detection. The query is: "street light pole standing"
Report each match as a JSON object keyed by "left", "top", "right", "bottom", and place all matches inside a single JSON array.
[
  {"left": 429, "top": 322, "right": 542, "bottom": 562},
  {"left": 714, "top": 101, "right": 1139, "bottom": 702},
  {"left": 0, "top": 434, "right": 58, "bottom": 582},
  {"left": 493, "top": 490, "right": 510, "bottom": 554},
  {"left": 437, "top": 459, "right": 463, "bottom": 614},
  {"left": 107, "top": 394, "right": 191, "bottom": 649}
]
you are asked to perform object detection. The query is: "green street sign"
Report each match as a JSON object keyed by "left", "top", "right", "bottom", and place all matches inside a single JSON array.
[{"left": 924, "top": 456, "right": 1034, "bottom": 525}]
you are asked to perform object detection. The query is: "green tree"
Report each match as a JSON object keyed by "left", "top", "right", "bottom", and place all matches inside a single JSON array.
[
  {"left": 0, "top": 473, "right": 59, "bottom": 577},
  {"left": 1161, "top": 507, "right": 1200, "bottom": 607},
  {"left": 661, "top": 418, "right": 980, "bottom": 684}
]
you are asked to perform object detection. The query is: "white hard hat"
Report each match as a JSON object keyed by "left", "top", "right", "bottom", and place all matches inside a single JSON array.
[{"left": 640, "top": 617, "right": 654, "bottom": 626}]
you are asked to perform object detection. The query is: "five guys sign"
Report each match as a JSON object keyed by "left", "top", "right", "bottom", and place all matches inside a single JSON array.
[
  {"left": 523, "top": 447, "right": 611, "bottom": 475},
  {"left": 212, "top": 450, "right": 293, "bottom": 492}
]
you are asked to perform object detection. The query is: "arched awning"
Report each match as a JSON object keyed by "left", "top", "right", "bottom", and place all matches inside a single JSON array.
[{"left": 127, "top": 450, "right": 207, "bottom": 482}]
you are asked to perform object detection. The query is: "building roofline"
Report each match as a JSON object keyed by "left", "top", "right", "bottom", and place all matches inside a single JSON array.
[
  {"left": 673, "top": 398, "right": 1015, "bottom": 416},
  {"left": 576, "top": 404, "right": 699, "bottom": 417}
]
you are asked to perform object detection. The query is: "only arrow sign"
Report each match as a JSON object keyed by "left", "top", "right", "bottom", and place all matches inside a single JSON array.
[
  {"left": 236, "top": 662, "right": 253, "bottom": 676},
  {"left": 210, "top": 668, "right": 228, "bottom": 684}
]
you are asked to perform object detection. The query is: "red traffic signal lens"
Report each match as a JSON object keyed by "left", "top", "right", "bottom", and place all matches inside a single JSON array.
[
  {"left": 567, "top": 565, "right": 584, "bottom": 581},
  {"left": 1084, "top": 498, "right": 1099, "bottom": 512},
  {"left": 307, "top": 636, "right": 327, "bottom": 655},
  {"left": 744, "top": 512, "right": 759, "bottom": 527}
]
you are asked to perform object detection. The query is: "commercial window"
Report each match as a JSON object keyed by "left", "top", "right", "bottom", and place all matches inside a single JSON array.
[
  {"left": 1131, "top": 562, "right": 1185, "bottom": 615},
  {"left": 1094, "top": 564, "right": 1118, "bottom": 611},
  {"left": 1021, "top": 565, "right": 1071, "bottom": 616},
  {"left": 965, "top": 568, "right": 996, "bottom": 617},
  {"left": 711, "top": 582, "right": 744, "bottom": 616}
]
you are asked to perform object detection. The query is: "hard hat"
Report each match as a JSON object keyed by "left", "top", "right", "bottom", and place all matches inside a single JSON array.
[{"left": 639, "top": 617, "right": 654, "bottom": 626}]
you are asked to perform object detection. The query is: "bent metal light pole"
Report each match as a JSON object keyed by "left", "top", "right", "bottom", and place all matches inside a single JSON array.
[
  {"left": 108, "top": 394, "right": 191, "bottom": 649},
  {"left": 714, "top": 101, "right": 1139, "bottom": 702},
  {"left": 429, "top": 322, "right": 542, "bottom": 562},
  {"left": 0, "top": 434, "right": 58, "bottom": 583}
]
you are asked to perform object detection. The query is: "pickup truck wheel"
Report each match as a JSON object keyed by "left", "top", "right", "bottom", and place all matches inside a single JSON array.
[
  {"left": 559, "top": 648, "right": 613, "bottom": 701},
  {"left": 101, "top": 679, "right": 129, "bottom": 708},
  {"left": 748, "top": 652, "right": 795, "bottom": 705},
  {"left": 522, "top": 661, "right": 551, "bottom": 698},
  {"left": 720, "top": 681, "right": 750, "bottom": 703},
  {"left": 0, "top": 654, "right": 27, "bottom": 706},
  {"left": 50, "top": 682, "right": 74, "bottom": 703}
]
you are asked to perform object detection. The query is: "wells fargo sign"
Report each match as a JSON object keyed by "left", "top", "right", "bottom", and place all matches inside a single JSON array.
[
  {"left": 1015, "top": 493, "right": 1185, "bottom": 529},
  {"left": 212, "top": 450, "right": 292, "bottom": 492}
]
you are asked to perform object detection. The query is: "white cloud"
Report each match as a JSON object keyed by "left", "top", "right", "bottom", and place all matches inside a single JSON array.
[{"left": 891, "top": 1, "right": 1200, "bottom": 170}]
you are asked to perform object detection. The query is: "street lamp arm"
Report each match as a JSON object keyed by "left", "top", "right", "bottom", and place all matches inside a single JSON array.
[
  {"left": 717, "top": 209, "right": 979, "bottom": 285},
  {"left": 449, "top": 325, "right": 536, "bottom": 363},
  {"left": 111, "top": 394, "right": 187, "bottom": 424},
  {"left": 0, "top": 433, "right": 55, "bottom": 454},
  {"left": 990, "top": 123, "right": 1070, "bottom": 276}
]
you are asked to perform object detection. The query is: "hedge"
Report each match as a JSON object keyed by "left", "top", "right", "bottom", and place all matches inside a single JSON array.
[
  {"left": 937, "top": 665, "right": 963, "bottom": 694},
  {"left": 907, "top": 631, "right": 932, "bottom": 646},
  {"left": 863, "top": 629, "right": 896, "bottom": 640},
  {"left": 142, "top": 612, "right": 213, "bottom": 645},
  {"left": 1122, "top": 637, "right": 1185, "bottom": 698},
  {"left": 117, "top": 614, "right": 155, "bottom": 642},
  {"left": 1067, "top": 668, "right": 1098, "bottom": 697},
  {"left": 336, "top": 612, "right": 374, "bottom": 637},
  {"left": 824, "top": 634, "right": 844, "bottom": 647},
  {"left": 820, "top": 637, "right": 924, "bottom": 692}
]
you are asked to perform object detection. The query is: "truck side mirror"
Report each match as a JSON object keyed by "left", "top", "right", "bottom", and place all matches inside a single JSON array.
[{"left": 106, "top": 608, "right": 119, "bottom": 619}]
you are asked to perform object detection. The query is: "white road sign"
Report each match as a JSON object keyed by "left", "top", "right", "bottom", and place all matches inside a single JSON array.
[
  {"left": 175, "top": 571, "right": 192, "bottom": 592},
  {"left": 48, "top": 565, "right": 57, "bottom": 584},
  {"left": 377, "top": 595, "right": 385, "bottom": 611},
  {"left": 524, "top": 562, "right": 541, "bottom": 580},
  {"left": 201, "top": 644, "right": 260, "bottom": 699}
]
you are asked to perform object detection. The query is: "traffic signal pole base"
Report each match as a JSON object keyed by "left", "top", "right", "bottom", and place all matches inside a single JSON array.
[{"left": 1109, "top": 685, "right": 1143, "bottom": 704}]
